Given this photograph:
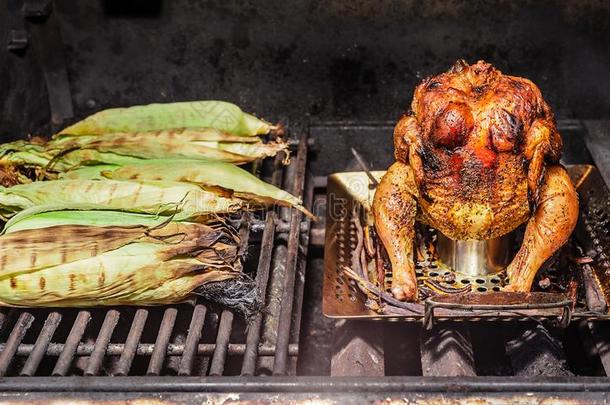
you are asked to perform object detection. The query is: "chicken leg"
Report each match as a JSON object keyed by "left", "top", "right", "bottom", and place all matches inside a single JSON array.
[
  {"left": 504, "top": 165, "right": 578, "bottom": 292},
  {"left": 373, "top": 161, "right": 419, "bottom": 301}
]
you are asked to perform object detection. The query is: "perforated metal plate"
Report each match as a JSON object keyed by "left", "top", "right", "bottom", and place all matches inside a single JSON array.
[{"left": 323, "top": 164, "right": 610, "bottom": 321}]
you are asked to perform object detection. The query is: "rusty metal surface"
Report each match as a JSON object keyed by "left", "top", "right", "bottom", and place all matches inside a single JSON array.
[
  {"left": 323, "top": 164, "right": 610, "bottom": 322},
  {"left": 430, "top": 292, "right": 567, "bottom": 306}
]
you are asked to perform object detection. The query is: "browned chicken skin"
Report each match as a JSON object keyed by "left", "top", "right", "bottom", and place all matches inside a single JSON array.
[{"left": 373, "top": 60, "right": 579, "bottom": 301}]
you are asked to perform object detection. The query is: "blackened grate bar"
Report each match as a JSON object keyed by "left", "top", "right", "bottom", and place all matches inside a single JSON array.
[
  {"left": 52, "top": 311, "right": 90, "bottom": 376},
  {"left": 241, "top": 153, "right": 285, "bottom": 376},
  {"left": 209, "top": 310, "right": 234, "bottom": 376},
  {"left": 241, "top": 211, "right": 277, "bottom": 375},
  {"left": 146, "top": 307, "right": 177, "bottom": 376},
  {"left": 0, "top": 312, "right": 34, "bottom": 376},
  {"left": 84, "top": 309, "right": 119, "bottom": 376},
  {"left": 0, "top": 342, "right": 299, "bottom": 358},
  {"left": 21, "top": 312, "right": 62, "bottom": 376},
  {"left": 114, "top": 309, "right": 148, "bottom": 376},
  {"left": 273, "top": 132, "right": 310, "bottom": 375},
  {"left": 178, "top": 304, "right": 207, "bottom": 376}
]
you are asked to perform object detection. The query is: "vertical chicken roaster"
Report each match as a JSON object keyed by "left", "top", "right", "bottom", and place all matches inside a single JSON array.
[{"left": 373, "top": 60, "right": 579, "bottom": 301}]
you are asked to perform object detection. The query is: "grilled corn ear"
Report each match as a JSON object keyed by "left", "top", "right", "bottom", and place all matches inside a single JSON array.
[
  {"left": 57, "top": 101, "right": 274, "bottom": 137},
  {"left": 3, "top": 207, "right": 169, "bottom": 234},
  {"left": 98, "top": 160, "right": 314, "bottom": 218},
  {"left": 48, "top": 128, "right": 288, "bottom": 166},
  {"left": 0, "top": 179, "right": 244, "bottom": 220},
  {"left": 0, "top": 217, "right": 242, "bottom": 307}
]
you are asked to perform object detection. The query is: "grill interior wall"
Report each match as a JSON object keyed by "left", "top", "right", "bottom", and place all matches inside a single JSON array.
[{"left": 3, "top": 1, "right": 610, "bottom": 139}]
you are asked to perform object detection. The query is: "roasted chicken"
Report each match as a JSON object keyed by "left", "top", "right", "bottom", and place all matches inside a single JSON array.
[{"left": 373, "top": 60, "right": 579, "bottom": 301}]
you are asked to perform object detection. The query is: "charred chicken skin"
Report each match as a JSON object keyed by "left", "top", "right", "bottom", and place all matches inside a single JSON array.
[{"left": 373, "top": 60, "right": 578, "bottom": 301}]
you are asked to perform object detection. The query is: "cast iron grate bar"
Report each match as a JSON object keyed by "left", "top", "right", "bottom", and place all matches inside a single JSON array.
[
  {"left": 0, "top": 312, "right": 35, "bottom": 376},
  {"left": 207, "top": 211, "right": 252, "bottom": 376},
  {"left": 0, "top": 342, "right": 299, "bottom": 357},
  {"left": 209, "top": 310, "right": 234, "bottom": 376},
  {"left": 178, "top": 304, "right": 207, "bottom": 376},
  {"left": 52, "top": 311, "right": 90, "bottom": 376},
  {"left": 20, "top": 312, "right": 62, "bottom": 376},
  {"left": 241, "top": 152, "right": 285, "bottom": 376},
  {"left": 84, "top": 309, "right": 119, "bottom": 376},
  {"left": 115, "top": 309, "right": 148, "bottom": 376},
  {"left": 241, "top": 211, "right": 277, "bottom": 375},
  {"left": 273, "top": 131, "right": 309, "bottom": 375},
  {"left": 146, "top": 307, "right": 177, "bottom": 376}
]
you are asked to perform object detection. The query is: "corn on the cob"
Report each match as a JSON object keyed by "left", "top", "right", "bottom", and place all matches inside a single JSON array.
[
  {"left": 48, "top": 128, "right": 288, "bottom": 166},
  {"left": 0, "top": 100, "right": 291, "bottom": 313},
  {"left": 3, "top": 207, "right": 167, "bottom": 234},
  {"left": 0, "top": 216, "right": 242, "bottom": 307},
  {"left": 0, "top": 179, "right": 244, "bottom": 220},
  {"left": 94, "top": 159, "right": 314, "bottom": 218},
  {"left": 57, "top": 101, "right": 274, "bottom": 137}
]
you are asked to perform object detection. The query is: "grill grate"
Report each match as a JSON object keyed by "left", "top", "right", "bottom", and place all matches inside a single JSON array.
[{"left": 0, "top": 132, "right": 312, "bottom": 378}]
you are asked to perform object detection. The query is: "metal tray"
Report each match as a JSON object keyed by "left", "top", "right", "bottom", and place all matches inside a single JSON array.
[{"left": 323, "top": 164, "right": 610, "bottom": 324}]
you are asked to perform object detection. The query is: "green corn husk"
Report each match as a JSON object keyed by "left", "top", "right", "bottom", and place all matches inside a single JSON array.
[
  {"left": 58, "top": 165, "right": 118, "bottom": 181},
  {"left": 57, "top": 101, "right": 274, "bottom": 137},
  {"left": 0, "top": 141, "right": 146, "bottom": 179},
  {"left": 93, "top": 159, "right": 314, "bottom": 218},
  {"left": 48, "top": 128, "right": 288, "bottom": 166},
  {"left": 0, "top": 141, "right": 51, "bottom": 167},
  {"left": 0, "top": 217, "right": 243, "bottom": 307},
  {"left": 3, "top": 207, "right": 170, "bottom": 234},
  {"left": 0, "top": 179, "right": 245, "bottom": 221},
  {"left": 49, "top": 149, "right": 146, "bottom": 171}
]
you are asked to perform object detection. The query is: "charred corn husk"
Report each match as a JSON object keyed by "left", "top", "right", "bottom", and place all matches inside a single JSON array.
[
  {"left": 0, "top": 141, "right": 54, "bottom": 186},
  {"left": 48, "top": 128, "right": 288, "bottom": 166},
  {"left": 92, "top": 159, "right": 314, "bottom": 218},
  {"left": 0, "top": 179, "right": 244, "bottom": 220},
  {"left": 57, "top": 101, "right": 274, "bottom": 137},
  {"left": 0, "top": 215, "right": 243, "bottom": 307}
]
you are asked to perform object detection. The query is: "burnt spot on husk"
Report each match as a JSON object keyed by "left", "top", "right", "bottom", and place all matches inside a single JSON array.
[{"left": 98, "top": 271, "right": 106, "bottom": 286}]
